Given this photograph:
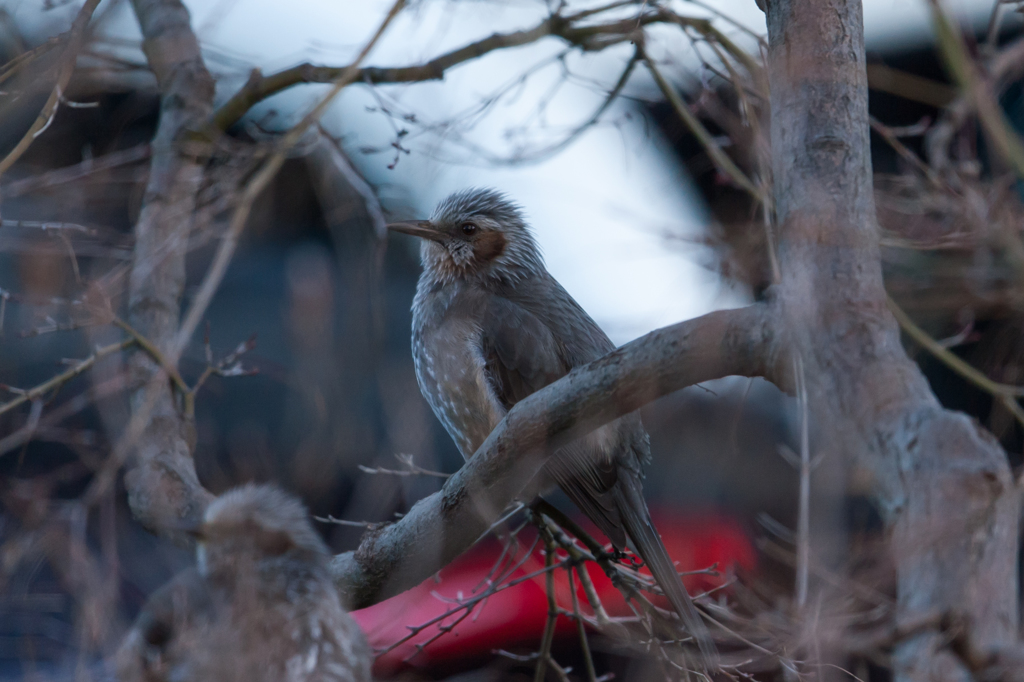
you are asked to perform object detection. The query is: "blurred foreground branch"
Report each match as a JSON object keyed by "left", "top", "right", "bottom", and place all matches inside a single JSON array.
[
  {"left": 0, "top": 0, "right": 102, "bottom": 179},
  {"left": 0, "top": 339, "right": 132, "bottom": 419},
  {"left": 928, "top": 0, "right": 1024, "bottom": 178},
  {"left": 121, "top": 0, "right": 218, "bottom": 534}
]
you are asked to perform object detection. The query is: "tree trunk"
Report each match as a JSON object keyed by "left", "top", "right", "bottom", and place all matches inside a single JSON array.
[
  {"left": 765, "top": 0, "right": 1019, "bottom": 678},
  {"left": 123, "top": 0, "right": 214, "bottom": 536}
]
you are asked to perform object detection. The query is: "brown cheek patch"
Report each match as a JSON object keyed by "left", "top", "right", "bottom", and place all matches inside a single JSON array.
[{"left": 473, "top": 231, "right": 506, "bottom": 262}]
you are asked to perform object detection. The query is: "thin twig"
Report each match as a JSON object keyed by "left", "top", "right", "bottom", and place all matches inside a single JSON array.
[
  {"left": 925, "top": 35, "right": 1024, "bottom": 171},
  {"left": 534, "top": 531, "right": 559, "bottom": 682},
  {"left": 358, "top": 453, "right": 450, "bottom": 478},
  {"left": 1, "top": 144, "right": 151, "bottom": 199},
  {"left": 373, "top": 536, "right": 555, "bottom": 658},
  {"left": 0, "top": 339, "right": 133, "bottom": 418},
  {"left": 0, "top": 374, "right": 128, "bottom": 457},
  {"left": 531, "top": 502, "right": 627, "bottom": 627},
  {"left": 568, "top": 566, "right": 599, "bottom": 682},
  {"left": 314, "top": 516, "right": 378, "bottom": 528},
  {"left": 0, "top": 0, "right": 103, "bottom": 179},
  {"left": 793, "top": 354, "right": 810, "bottom": 611},
  {"left": 0, "top": 35, "right": 66, "bottom": 88},
  {"left": 508, "top": 47, "right": 640, "bottom": 165},
  {"left": 886, "top": 296, "right": 1024, "bottom": 429},
  {"left": 759, "top": 538, "right": 892, "bottom": 608},
  {"left": 642, "top": 50, "right": 763, "bottom": 201},
  {"left": 208, "top": 9, "right": 646, "bottom": 133},
  {"left": 110, "top": 316, "right": 189, "bottom": 396},
  {"left": 928, "top": 0, "right": 1024, "bottom": 178},
  {"left": 660, "top": 10, "right": 764, "bottom": 81},
  {"left": 869, "top": 116, "right": 942, "bottom": 187},
  {"left": 185, "top": 332, "right": 257, "bottom": 416}
]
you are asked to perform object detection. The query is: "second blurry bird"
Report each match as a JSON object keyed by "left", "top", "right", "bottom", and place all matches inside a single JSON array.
[{"left": 115, "top": 484, "right": 371, "bottom": 682}]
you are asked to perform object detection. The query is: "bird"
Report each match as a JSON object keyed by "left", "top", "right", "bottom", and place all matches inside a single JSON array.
[
  {"left": 114, "top": 483, "right": 372, "bottom": 682},
  {"left": 388, "top": 188, "right": 717, "bottom": 666}
]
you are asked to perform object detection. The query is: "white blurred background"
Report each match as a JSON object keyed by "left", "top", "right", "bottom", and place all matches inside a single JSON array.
[{"left": 5, "top": 0, "right": 996, "bottom": 343}]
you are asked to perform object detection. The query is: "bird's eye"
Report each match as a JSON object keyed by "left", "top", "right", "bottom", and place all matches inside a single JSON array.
[{"left": 461, "top": 222, "right": 477, "bottom": 236}]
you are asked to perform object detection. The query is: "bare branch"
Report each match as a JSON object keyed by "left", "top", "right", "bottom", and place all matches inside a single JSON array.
[
  {"left": 111, "top": 316, "right": 189, "bottom": 397},
  {"left": 208, "top": 12, "right": 591, "bottom": 133},
  {"left": 0, "top": 35, "right": 65, "bottom": 88},
  {"left": 186, "top": 332, "right": 257, "bottom": 415},
  {"left": 358, "top": 453, "right": 450, "bottom": 479},
  {"left": 0, "top": 339, "right": 132, "bottom": 420},
  {"left": 533, "top": 531, "right": 559, "bottom": 682},
  {"left": 568, "top": 566, "right": 599, "bottom": 682},
  {"left": 207, "top": 8, "right": 759, "bottom": 134},
  {"left": 0, "top": 374, "right": 128, "bottom": 458}
]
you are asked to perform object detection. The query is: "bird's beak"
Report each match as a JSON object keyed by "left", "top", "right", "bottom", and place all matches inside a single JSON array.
[{"left": 386, "top": 220, "right": 446, "bottom": 242}]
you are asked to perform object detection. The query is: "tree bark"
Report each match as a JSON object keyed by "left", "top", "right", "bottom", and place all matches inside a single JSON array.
[
  {"left": 765, "top": 0, "right": 1019, "bottom": 678},
  {"left": 123, "top": 0, "right": 214, "bottom": 536}
]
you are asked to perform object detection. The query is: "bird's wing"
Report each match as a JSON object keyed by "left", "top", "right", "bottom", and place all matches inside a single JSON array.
[
  {"left": 543, "top": 442, "right": 627, "bottom": 548},
  {"left": 480, "top": 295, "right": 627, "bottom": 548},
  {"left": 479, "top": 294, "right": 565, "bottom": 409},
  {"left": 484, "top": 283, "right": 716, "bottom": 665}
]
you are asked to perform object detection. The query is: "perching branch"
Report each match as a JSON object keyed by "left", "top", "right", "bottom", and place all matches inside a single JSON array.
[{"left": 331, "top": 304, "right": 774, "bottom": 608}]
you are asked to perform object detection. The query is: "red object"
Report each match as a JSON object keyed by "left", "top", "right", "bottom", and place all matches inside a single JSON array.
[{"left": 350, "top": 511, "right": 755, "bottom": 677}]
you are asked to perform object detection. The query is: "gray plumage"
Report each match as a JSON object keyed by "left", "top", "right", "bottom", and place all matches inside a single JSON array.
[
  {"left": 115, "top": 484, "right": 372, "bottom": 682},
  {"left": 391, "top": 188, "right": 717, "bottom": 666}
]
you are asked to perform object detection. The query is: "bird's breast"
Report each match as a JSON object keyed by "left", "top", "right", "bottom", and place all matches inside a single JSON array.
[{"left": 411, "top": 307, "right": 505, "bottom": 460}]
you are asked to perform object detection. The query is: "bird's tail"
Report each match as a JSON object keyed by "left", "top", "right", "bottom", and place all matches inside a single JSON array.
[{"left": 615, "top": 479, "right": 719, "bottom": 670}]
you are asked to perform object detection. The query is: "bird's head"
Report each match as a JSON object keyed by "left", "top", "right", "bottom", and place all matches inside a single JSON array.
[
  {"left": 192, "top": 483, "right": 327, "bottom": 581},
  {"left": 388, "top": 188, "right": 543, "bottom": 284}
]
